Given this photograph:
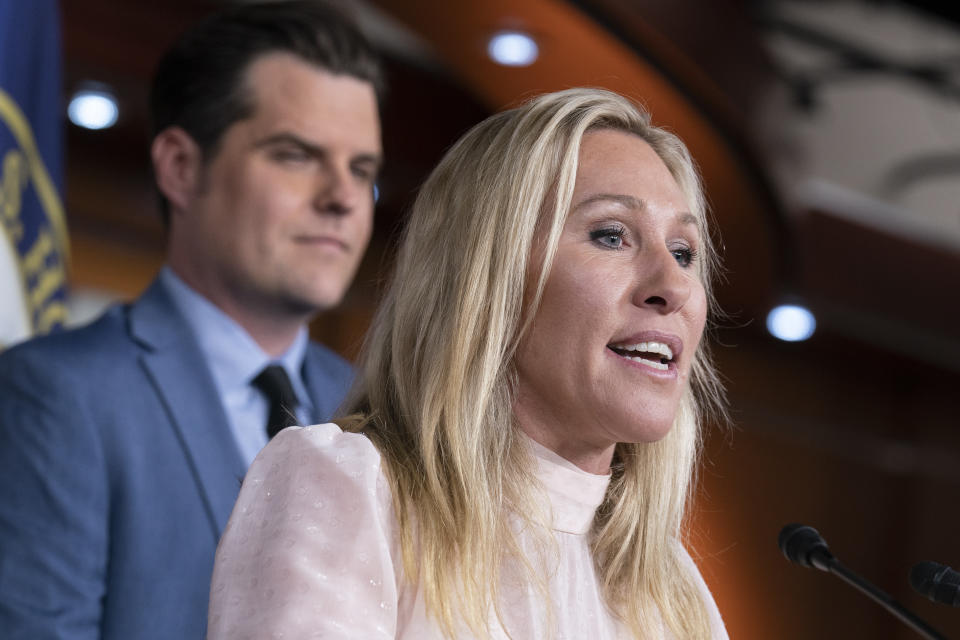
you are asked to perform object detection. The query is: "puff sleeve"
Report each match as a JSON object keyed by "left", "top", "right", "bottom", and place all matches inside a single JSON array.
[{"left": 207, "top": 424, "right": 400, "bottom": 639}]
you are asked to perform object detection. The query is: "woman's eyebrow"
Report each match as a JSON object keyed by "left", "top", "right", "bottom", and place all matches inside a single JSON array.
[
  {"left": 573, "top": 193, "right": 644, "bottom": 211},
  {"left": 574, "top": 194, "right": 699, "bottom": 229},
  {"left": 676, "top": 212, "right": 699, "bottom": 229}
]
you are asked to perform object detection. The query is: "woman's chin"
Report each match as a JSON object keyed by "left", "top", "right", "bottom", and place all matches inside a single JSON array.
[{"left": 604, "top": 410, "right": 677, "bottom": 445}]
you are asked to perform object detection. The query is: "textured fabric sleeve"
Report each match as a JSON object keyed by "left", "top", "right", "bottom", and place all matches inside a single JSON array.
[
  {"left": 0, "top": 347, "right": 109, "bottom": 640},
  {"left": 207, "top": 424, "right": 400, "bottom": 639},
  {"left": 678, "top": 544, "right": 729, "bottom": 640}
]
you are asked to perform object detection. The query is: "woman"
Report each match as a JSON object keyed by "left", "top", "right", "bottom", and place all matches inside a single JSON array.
[{"left": 208, "top": 87, "right": 728, "bottom": 639}]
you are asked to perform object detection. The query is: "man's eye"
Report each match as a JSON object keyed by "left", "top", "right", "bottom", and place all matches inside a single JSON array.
[
  {"left": 272, "top": 148, "right": 310, "bottom": 163},
  {"left": 589, "top": 226, "right": 626, "bottom": 249},
  {"left": 351, "top": 165, "right": 375, "bottom": 182}
]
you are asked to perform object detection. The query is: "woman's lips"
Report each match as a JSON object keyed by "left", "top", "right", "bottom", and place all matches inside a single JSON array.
[
  {"left": 606, "top": 332, "right": 682, "bottom": 377},
  {"left": 606, "top": 345, "right": 678, "bottom": 377}
]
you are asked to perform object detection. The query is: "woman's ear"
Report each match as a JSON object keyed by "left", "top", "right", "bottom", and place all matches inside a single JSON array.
[{"left": 151, "top": 126, "right": 203, "bottom": 214}]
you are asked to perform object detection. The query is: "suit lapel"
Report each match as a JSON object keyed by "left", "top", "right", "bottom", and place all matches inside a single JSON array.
[
  {"left": 302, "top": 350, "right": 332, "bottom": 424},
  {"left": 302, "top": 344, "right": 353, "bottom": 423},
  {"left": 129, "top": 280, "right": 246, "bottom": 537}
]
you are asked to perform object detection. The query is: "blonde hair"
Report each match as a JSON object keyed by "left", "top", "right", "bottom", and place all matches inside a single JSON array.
[{"left": 338, "top": 87, "right": 725, "bottom": 638}]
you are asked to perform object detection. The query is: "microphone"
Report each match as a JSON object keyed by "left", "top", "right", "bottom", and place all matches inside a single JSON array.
[
  {"left": 778, "top": 523, "right": 950, "bottom": 640},
  {"left": 911, "top": 561, "right": 960, "bottom": 607},
  {"left": 778, "top": 522, "right": 834, "bottom": 571}
]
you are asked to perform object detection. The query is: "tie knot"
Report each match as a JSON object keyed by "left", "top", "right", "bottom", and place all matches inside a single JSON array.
[
  {"left": 252, "top": 365, "right": 300, "bottom": 438},
  {"left": 252, "top": 365, "right": 298, "bottom": 406}
]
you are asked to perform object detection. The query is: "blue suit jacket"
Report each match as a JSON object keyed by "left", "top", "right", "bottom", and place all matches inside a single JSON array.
[{"left": 0, "top": 279, "right": 353, "bottom": 639}]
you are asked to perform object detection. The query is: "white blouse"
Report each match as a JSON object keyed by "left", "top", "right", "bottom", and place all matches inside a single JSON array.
[{"left": 207, "top": 424, "right": 727, "bottom": 639}]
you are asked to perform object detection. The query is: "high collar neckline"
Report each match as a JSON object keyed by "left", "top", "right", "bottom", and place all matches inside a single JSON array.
[{"left": 527, "top": 437, "right": 612, "bottom": 535}]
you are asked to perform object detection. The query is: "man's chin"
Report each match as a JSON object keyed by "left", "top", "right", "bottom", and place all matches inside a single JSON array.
[{"left": 280, "top": 290, "right": 346, "bottom": 318}]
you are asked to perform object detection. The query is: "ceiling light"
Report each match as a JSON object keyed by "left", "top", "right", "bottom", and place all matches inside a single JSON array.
[
  {"left": 766, "top": 304, "right": 817, "bottom": 342},
  {"left": 487, "top": 31, "right": 538, "bottom": 67},
  {"left": 68, "top": 89, "right": 119, "bottom": 130}
]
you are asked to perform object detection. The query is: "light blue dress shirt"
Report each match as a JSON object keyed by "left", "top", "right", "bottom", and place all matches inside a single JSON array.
[{"left": 159, "top": 266, "right": 315, "bottom": 466}]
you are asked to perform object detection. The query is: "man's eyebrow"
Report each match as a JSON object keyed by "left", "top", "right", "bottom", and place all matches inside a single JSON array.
[
  {"left": 253, "top": 132, "right": 383, "bottom": 167},
  {"left": 253, "top": 132, "right": 317, "bottom": 151}
]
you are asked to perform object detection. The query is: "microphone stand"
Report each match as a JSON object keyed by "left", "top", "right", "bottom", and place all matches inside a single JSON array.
[
  {"left": 779, "top": 523, "right": 952, "bottom": 640},
  {"left": 823, "top": 557, "right": 950, "bottom": 640}
]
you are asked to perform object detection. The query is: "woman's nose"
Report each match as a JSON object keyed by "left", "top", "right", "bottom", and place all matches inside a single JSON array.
[{"left": 632, "top": 247, "right": 692, "bottom": 314}]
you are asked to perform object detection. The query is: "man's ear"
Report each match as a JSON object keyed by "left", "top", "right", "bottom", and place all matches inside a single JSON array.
[{"left": 151, "top": 127, "right": 203, "bottom": 214}]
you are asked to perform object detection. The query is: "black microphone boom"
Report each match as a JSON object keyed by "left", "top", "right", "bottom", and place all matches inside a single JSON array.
[
  {"left": 778, "top": 523, "right": 951, "bottom": 640},
  {"left": 911, "top": 561, "right": 960, "bottom": 607}
]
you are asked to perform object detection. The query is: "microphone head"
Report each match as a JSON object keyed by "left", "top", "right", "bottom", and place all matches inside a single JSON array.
[
  {"left": 778, "top": 523, "right": 834, "bottom": 571},
  {"left": 910, "top": 561, "right": 960, "bottom": 607}
]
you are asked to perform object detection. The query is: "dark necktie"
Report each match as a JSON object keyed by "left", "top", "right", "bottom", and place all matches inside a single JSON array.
[{"left": 252, "top": 365, "right": 300, "bottom": 439}]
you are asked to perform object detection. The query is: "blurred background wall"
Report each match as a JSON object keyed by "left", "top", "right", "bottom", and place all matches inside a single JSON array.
[{"left": 18, "top": 0, "right": 960, "bottom": 636}]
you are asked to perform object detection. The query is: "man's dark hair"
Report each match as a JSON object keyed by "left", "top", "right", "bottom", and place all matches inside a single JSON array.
[{"left": 149, "top": 0, "right": 383, "bottom": 223}]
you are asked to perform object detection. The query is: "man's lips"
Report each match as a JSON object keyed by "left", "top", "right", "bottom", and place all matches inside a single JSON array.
[{"left": 293, "top": 235, "right": 349, "bottom": 251}]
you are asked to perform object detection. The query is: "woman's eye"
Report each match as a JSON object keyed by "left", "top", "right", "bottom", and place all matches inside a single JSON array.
[
  {"left": 589, "top": 226, "right": 626, "bottom": 249},
  {"left": 671, "top": 246, "right": 698, "bottom": 268}
]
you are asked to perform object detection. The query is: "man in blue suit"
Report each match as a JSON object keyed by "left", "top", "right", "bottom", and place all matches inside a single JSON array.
[{"left": 0, "top": 2, "right": 383, "bottom": 638}]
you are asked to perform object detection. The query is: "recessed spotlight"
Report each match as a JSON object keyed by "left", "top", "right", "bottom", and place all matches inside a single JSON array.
[
  {"left": 766, "top": 304, "right": 816, "bottom": 342},
  {"left": 68, "top": 88, "right": 119, "bottom": 130},
  {"left": 487, "top": 30, "right": 538, "bottom": 67}
]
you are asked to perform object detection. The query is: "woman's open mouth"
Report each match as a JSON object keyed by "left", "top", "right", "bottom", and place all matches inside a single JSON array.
[{"left": 607, "top": 341, "right": 675, "bottom": 371}]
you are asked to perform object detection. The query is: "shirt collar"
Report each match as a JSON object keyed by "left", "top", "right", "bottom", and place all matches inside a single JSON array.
[{"left": 158, "top": 266, "right": 312, "bottom": 407}]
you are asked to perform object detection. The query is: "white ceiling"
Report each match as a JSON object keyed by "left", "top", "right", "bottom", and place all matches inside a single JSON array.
[{"left": 762, "top": 0, "right": 960, "bottom": 252}]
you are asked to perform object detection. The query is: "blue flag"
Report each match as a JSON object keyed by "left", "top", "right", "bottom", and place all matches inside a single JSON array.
[{"left": 0, "top": 0, "right": 68, "bottom": 349}]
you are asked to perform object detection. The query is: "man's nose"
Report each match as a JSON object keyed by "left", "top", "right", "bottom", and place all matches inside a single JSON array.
[{"left": 313, "top": 163, "right": 363, "bottom": 215}]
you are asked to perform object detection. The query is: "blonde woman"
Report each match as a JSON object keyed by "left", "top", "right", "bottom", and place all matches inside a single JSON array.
[{"left": 207, "top": 87, "right": 728, "bottom": 639}]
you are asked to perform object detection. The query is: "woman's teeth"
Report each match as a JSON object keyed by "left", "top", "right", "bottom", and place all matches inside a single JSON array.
[{"left": 609, "top": 341, "right": 674, "bottom": 370}]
